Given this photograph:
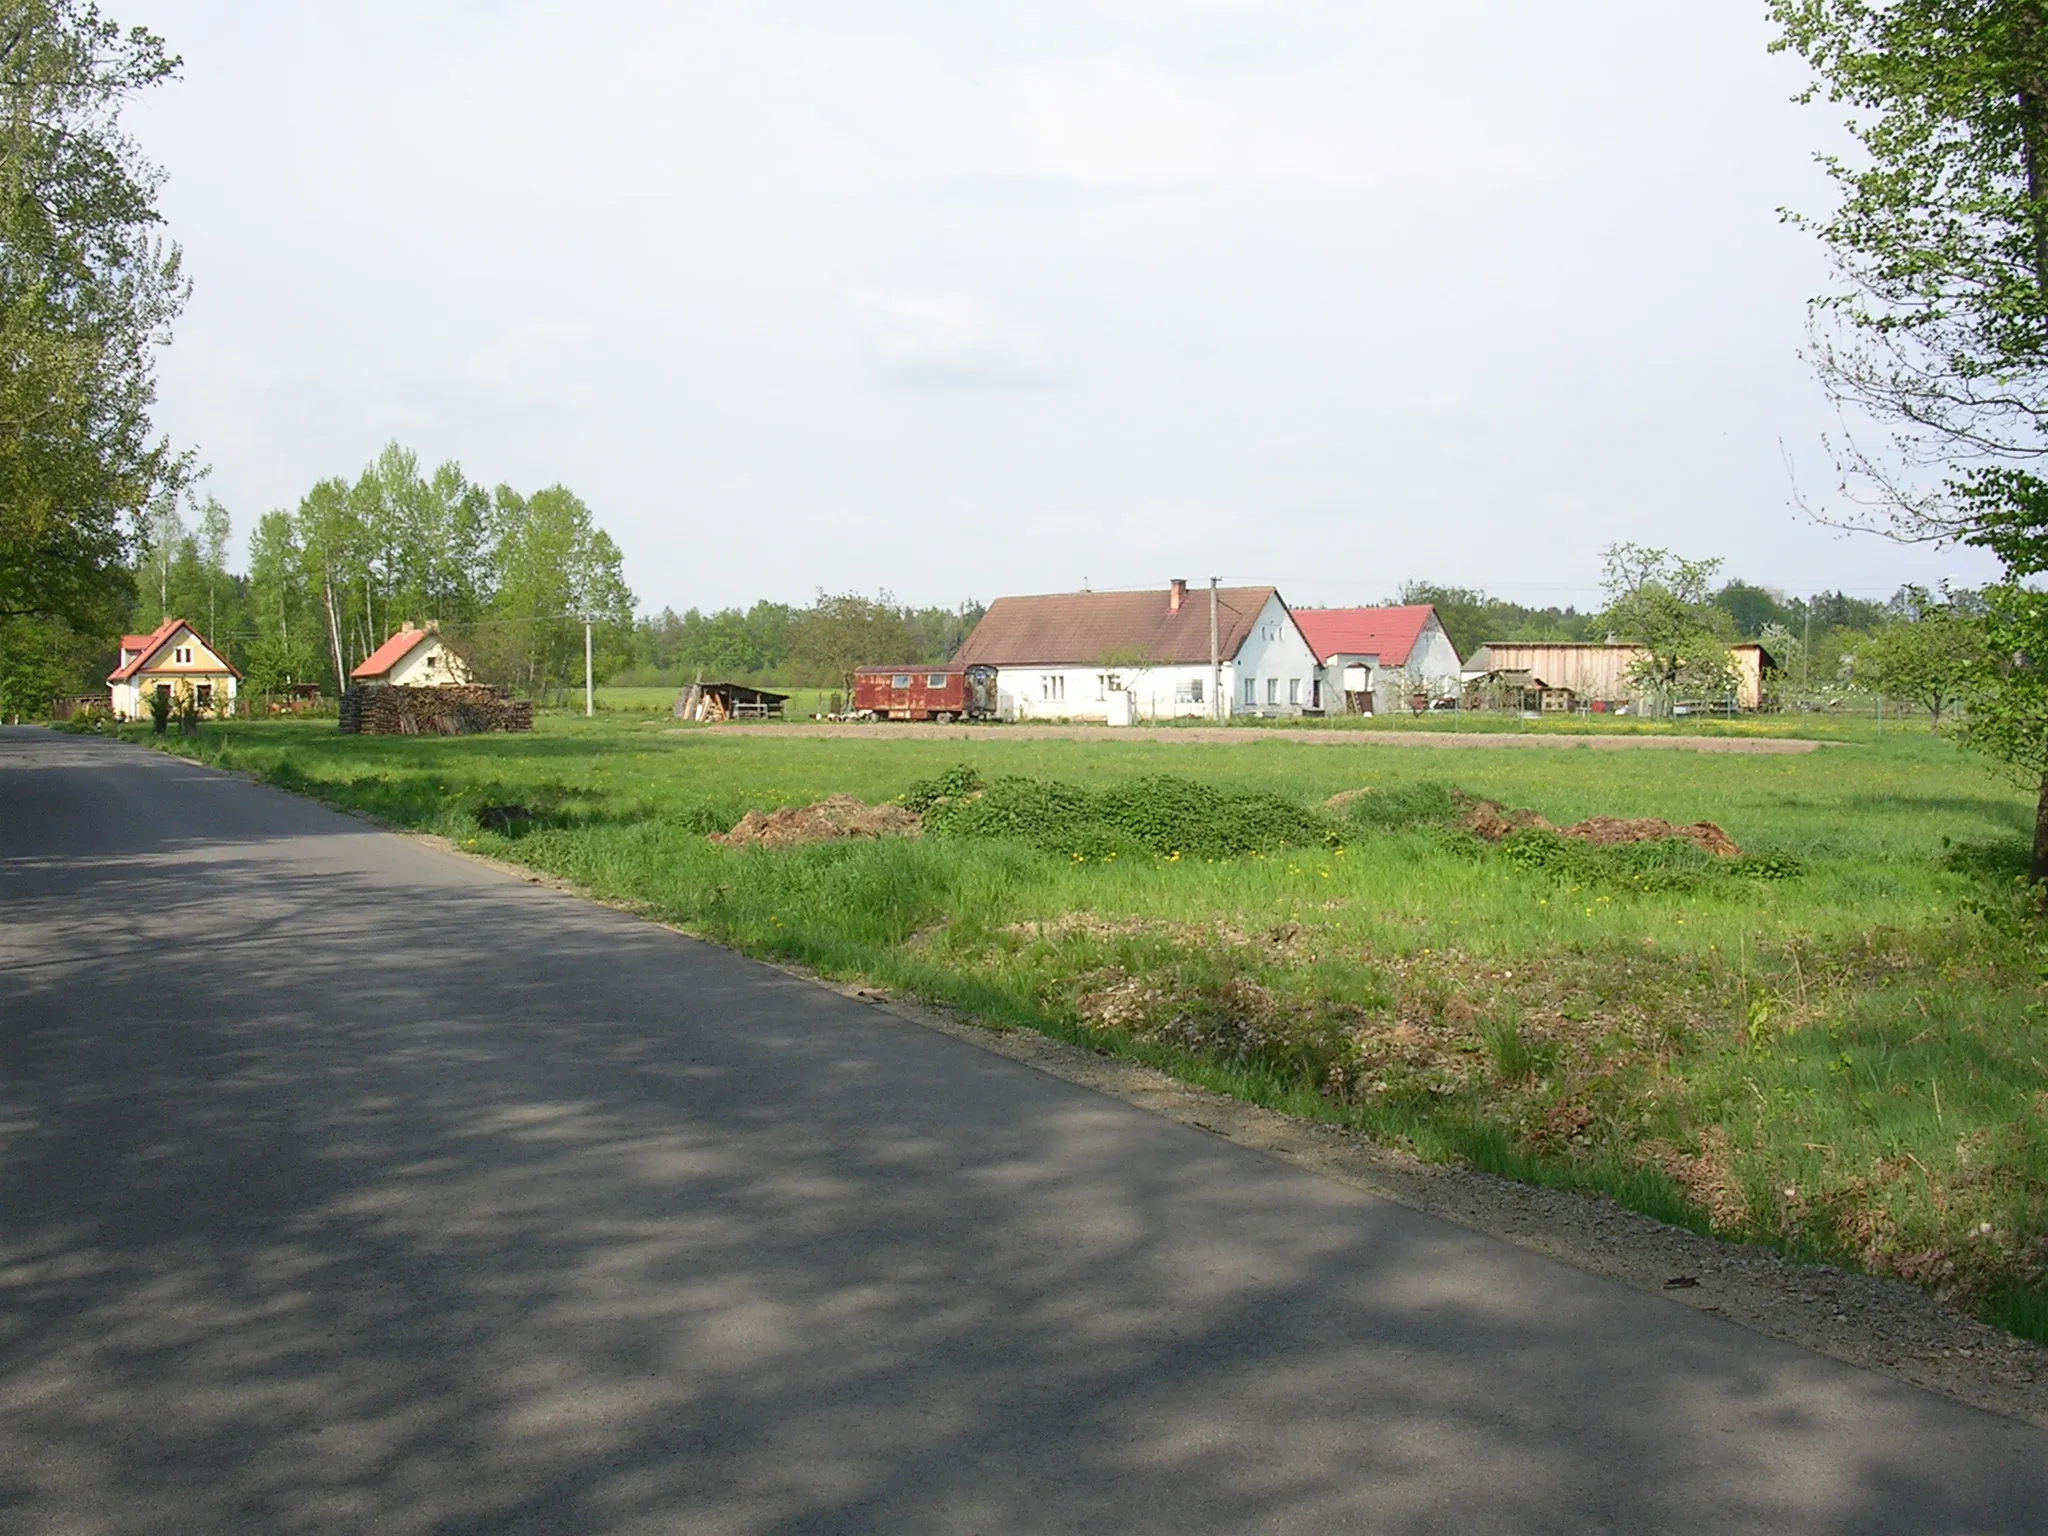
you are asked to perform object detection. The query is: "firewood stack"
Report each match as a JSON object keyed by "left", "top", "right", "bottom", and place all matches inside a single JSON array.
[{"left": 339, "top": 684, "right": 535, "bottom": 735}]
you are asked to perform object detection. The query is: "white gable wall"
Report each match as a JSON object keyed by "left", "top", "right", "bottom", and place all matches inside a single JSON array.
[
  {"left": 1231, "top": 594, "right": 1323, "bottom": 715},
  {"left": 384, "top": 636, "right": 473, "bottom": 687}
]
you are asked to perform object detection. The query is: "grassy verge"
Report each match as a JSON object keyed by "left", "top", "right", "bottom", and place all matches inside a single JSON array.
[{"left": 128, "top": 712, "right": 2048, "bottom": 1342}]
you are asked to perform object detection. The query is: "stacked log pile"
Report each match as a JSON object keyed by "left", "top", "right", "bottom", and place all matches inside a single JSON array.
[{"left": 339, "top": 684, "right": 534, "bottom": 735}]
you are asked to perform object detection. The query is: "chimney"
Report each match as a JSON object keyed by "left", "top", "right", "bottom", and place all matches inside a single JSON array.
[{"left": 1169, "top": 578, "right": 1187, "bottom": 614}]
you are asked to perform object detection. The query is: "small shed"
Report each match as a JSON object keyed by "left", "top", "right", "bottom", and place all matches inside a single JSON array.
[
  {"left": 351, "top": 626, "right": 474, "bottom": 688},
  {"left": 673, "top": 681, "right": 788, "bottom": 721}
]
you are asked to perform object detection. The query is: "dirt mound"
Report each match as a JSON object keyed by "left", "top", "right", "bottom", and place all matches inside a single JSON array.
[
  {"left": 1322, "top": 788, "right": 1377, "bottom": 814},
  {"left": 1456, "top": 795, "right": 1741, "bottom": 856},
  {"left": 1559, "top": 816, "right": 1742, "bottom": 857},
  {"left": 711, "top": 795, "right": 922, "bottom": 848},
  {"left": 1456, "top": 798, "right": 1556, "bottom": 841}
]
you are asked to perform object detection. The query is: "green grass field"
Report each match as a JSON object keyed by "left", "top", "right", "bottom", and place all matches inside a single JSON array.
[{"left": 126, "top": 709, "right": 2048, "bottom": 1342}]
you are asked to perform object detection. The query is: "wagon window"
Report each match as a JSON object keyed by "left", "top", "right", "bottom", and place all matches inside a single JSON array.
[
  {"left": 927, "top": 674, "right": 947, "bottom": 688},
  {"left": 892, "top": 674, "right": 911, "bottom": 688}
]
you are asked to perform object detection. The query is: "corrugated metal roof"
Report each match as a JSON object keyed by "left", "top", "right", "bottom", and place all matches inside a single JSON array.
[
  {"left": 951, "top": 586, "right": 1278, "bottom": 667},
  {"left": 1293, "top": 605, "right": 1441, "bottom": 666}
]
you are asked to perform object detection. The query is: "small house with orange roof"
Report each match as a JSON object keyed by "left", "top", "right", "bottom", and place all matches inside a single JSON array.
[
  {"left": 1293, "top": 605, "right": 1463, "bottom": 715},
  {"left": 350, "top": 625, "right": 474, "bottom": 688},
  {"left": 108, "top": 618, "right": 242, "bottom": 720}
]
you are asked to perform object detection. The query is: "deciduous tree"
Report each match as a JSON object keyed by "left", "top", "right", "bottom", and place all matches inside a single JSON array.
[
  {"left": 1857, "top": 586, "right": 1988, "bottom": 724},
  {"left": 0, "top": 1, "right": 187, "bottom": 630},
  {"left": 1597, "top": 544, "right": 1739, "bottom": 710}
]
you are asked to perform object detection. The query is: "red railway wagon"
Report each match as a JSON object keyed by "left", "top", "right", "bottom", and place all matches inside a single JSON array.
[{"left": 852, "top": 664, "right": 998, "bottom": 722}]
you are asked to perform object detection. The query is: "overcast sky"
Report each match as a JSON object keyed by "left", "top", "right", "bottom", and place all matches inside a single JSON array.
[{"left": 124, "top": 0, "right": 2002, "bottom": 615}]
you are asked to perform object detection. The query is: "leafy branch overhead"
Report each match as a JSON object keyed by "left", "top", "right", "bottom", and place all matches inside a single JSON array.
[
  {"left": 1775, "top": 2, "right": 2048, "bottom": 874},
  {"left": 0, "top": 0, "right": 189, "bottom": 631}
]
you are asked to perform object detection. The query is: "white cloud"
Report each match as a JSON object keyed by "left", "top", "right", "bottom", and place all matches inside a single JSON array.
[{"left": 848, "top": 290, "right": 1062, "bottom": 391}]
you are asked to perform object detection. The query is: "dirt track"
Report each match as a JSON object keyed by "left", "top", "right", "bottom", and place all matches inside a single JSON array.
[{"left": 689, "top": 723, "right": 1829, "bottom": 754}]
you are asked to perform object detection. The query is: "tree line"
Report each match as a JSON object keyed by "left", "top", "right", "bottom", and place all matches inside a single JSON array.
[
  {"left": 616, "top": 595, "right": 987, "bottom": 691},
  {"left": 123, "top": 442, "right": 635, "bottom": 703},
  {"left": 100, "top": 439, "right": 985, "bottom": 705}
]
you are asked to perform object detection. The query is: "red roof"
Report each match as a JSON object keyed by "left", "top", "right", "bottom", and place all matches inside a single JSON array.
[
  {"left": 351, "top": 628, "right": 431, "bottom": 680},
  {"left": 1292, "top": 605, "right": 1443, "bottom": 667},
  {"left": 107, "top": 617, "right": 213, "bottom": 682}
]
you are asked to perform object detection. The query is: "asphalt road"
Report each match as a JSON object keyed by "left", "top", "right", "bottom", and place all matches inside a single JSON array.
[{"left": 1, "top": 726, "right": 2043, "bottom": 1535}]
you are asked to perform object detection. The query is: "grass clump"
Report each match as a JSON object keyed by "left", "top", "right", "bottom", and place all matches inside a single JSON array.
[
  {"left": 923, "top": 771, "right": 1338, "bottom": 860},
  {"left": 1497, "top": 827, "right": 1805, "bottom": 893}
]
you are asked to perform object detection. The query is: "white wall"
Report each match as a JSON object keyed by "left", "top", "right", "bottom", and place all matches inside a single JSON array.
[
  {"left": 385, "top": 638, "right": 473, "bottom": 687},
  {"left": 1369, "top": 615, "right": 1462, "bottom": 713},
  {"left": 997, "top": 663, "right": 1231, "bottom": 722},
  {"left": 988, "top": 594, "right": 1322, "bottom": 721},
  {"left": 1230, "top": 594, "right": 1323, "bottom": 717}
]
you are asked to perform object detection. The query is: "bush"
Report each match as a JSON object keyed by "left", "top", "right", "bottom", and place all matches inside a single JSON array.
[
  {"left": 1336, "top": 780, "right": 1464, "bottom": 833},
  {"left": 900, "top": 763, "right": 985, "bottom": 812},
  {"left": 922, "top": 771, "right": 1338, "bottom": 859}
]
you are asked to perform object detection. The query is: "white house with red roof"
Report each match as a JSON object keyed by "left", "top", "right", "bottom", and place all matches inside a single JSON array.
[
  {"left": 107, "top": 618, "right": 242, "bottom": 720},
  {"left": 1293, "top": 605, "right": 1463, "bottom": 715},
  {"left": 952, "top": 581, "right": 1321, "bottom": 721},
  {"left": 350, "top": 626, "right": 474, "bottom": 688}
]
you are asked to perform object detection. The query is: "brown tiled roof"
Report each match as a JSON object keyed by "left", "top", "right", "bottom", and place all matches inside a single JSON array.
[{"left": 952, "top": 586, "right": 1281, "bottom": 667}]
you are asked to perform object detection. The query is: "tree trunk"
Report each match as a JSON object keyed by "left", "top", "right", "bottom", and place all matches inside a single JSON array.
[
  {"left": 2033, "top": 771, "right": 2048, "bottom": 884},
  {"left": 321, "top": 571, "right": 346, "bottom": 690}
]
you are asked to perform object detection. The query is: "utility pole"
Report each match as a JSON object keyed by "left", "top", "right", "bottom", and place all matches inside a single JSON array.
[
  {"left": 584, "top": 616, "right": 594, "bottom": 718},
  {"left": 1209, "top": 578, "right": 1222, "bottom": 723},
  {"left": 1801, "top": 599, "right": 1812, "bottom": 708}
]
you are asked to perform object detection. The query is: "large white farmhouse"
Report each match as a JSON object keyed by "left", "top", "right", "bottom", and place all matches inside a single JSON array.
[
  {"left": 953, "top": 581, "right": 1323, "bottom": 722},
  {"left": 1294, "top": 605, "right": 1462, "bottom": 715}
]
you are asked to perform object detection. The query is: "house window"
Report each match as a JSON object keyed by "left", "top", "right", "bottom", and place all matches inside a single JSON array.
[
  {"left": 1243, "top": 677, "right": 1257, "bottom": 706},
  {"left": 1175, "top": 678, "right": 1204, "bottom": 704},
  {"left": 927, "top": 674, "right": 947, "bottom": 688},
  {"left": 1266, "top": 677, "right": 1279, "bottom": 706},
  {"left": 156, "top": 682, "right": 172, "bottom": 704},
  {"left": 1096, "top": 672, "right": 1122, "bottom": 700},
  {"left": 891, "top": 674, "right": 911, "bottom": 689},
  {"left": 196, "top": 683, "right": 213, "bottom": 710},
  {"left": 174, "top": 646, "right": 192, "bottom": 664},
  {"left": 425, "top": 653, "right": 438, "bottom": 670},
  {"left": 1041, "top": 675, "right": 1065, "bottom": 701},
  {"left": 1288, "top": 678, "right": 1301, "bottom": 705}
]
